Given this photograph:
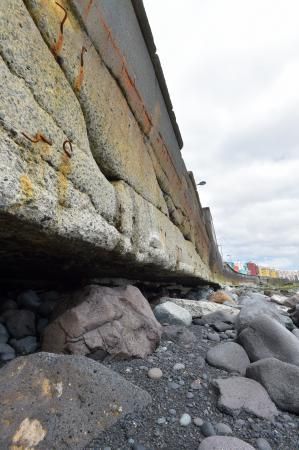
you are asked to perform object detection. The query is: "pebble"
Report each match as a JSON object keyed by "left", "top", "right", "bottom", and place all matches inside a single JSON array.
[
  {"left": 132, "top": 444, "right": 147, "bottom": 450},
  {"left": 169, "top": 409, "right": 176, "bottom": 415},
  {"left": 186, "top": 392, "right": 194, "bottom": 399},
  {"left": 173, "top": 362, "right": 185, "bottom": 371},
  {"left": 215, "top": 422, "right": 233, "bottom": 435},
  {"left": 200, "top": 422, "right": 216, "bottom": 437},
  {"left": 179, "top": 413, "right": 191, "bottom": 426},
  {"left": 207, "top": 332, "right": 220, "bottom": 342},
  {"left": 256, "top": 438, "right": 272, "bottom": 450},
  {"left": 148, "top": 368, "right": 163, "bottom": 380},
  {"left": 190, "top": 379, "right": 202, "bottom": 390},
  {"left": 168, "top": 382, "right": 180, "bottom": 390},
  {"left": 156, "top": 417, "right": 166, "bottom": 425},
  {"left": 193, "top": 417, "right": 204, "bottom": 427}
]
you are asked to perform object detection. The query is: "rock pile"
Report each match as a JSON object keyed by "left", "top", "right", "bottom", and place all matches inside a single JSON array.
[{"left": 0, "top": 289, "right": 60, "bottom": 363}]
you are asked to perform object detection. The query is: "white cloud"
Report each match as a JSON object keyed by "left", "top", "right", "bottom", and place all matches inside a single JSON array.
[{"left": 144, "top": 0, "right": 299, "bottom": 269}]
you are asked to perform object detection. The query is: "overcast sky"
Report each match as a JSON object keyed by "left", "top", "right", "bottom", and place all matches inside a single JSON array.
[{"left": 144, "top": 0, "right": 299, "bottom": 270}]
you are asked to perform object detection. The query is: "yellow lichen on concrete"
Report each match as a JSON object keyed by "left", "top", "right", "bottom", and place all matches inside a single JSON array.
[
  {"left": 57, "top": 153, "right": 71, "bottom": 207},
  {"left": 11, "top": 418, "right": 46, "bottom": 449},
  {"left": 20, "top": 175, "right": 34, "bottom": 202},
  {"left": 37, "top": 377, "right": 63, "bottom": 399}
]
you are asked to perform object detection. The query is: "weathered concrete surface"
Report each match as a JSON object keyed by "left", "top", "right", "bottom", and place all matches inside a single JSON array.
[
  {"left": 0, "top": 0, "right": 248, "bottom": 285},
  {"left": 0, "top": 352, "right": 151, "bottom": 449}
]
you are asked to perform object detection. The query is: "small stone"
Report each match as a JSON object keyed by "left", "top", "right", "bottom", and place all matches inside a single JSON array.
[
  {"left": 168, "top": 382, "right": 180, "bottom": 390},
  {"left": 148, "top": 368, "right": 163, "bottom": 380},
  {"left": 132, "top": 444, "right": 147, "bottom": 450},
  {"left": 186, "top": 392, "right": 194, "bottom": 399},
  {"left": 10, "top": 336, "right": 38, "bottom": 355},
  {"left": 0, "top": 323, "right": 9, "bottom": 343},
  {"left": 179, "top": 413, "right": 191, "bottom": 426},
  {"left": 200, "top": 421, "right": 216, "bottom": 437},
  {"left": 0, "top": 300, "right": 18, "bottom": 314},
  {"left": 128, "top": 438, "right": 135, "bottom": 445},
  {"left": 207, "top": 332, "right": 220, "bottom": 342},
  {"left": 156, "top": 417, "right": 166, "bottom": 425},
  {"left": 256, "top": 438, "right": 272, "bottom": 450},
  {"left": 169, "top": 409, "right": 176, "bottom": 415},
  {"left": 0, "top": 343, "right": 16, "bottom": 361},
  {"left": 173, "top": 362, "right": 185, "bottom": 371},
  {"left": 191, "top": 379, "right": 202, "bottom": 390},
  {"left": 193, "top": 417, "right": 204, "bottom": 427},
  {"left": 4, "top": 309, "right": 36, "bottom": 339},
  {"left": 215, "top": 422, "right": 233, "bottom": 435},
  {"left": 17, "top": 290, "right": 40, "bottom": 311}
]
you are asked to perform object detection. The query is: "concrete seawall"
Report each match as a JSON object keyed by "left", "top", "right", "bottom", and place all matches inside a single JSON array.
[{"left": 0, "top": 0, "right": 246, "bottom": 286}]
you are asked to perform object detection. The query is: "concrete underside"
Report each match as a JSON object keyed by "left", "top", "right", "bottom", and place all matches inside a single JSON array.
[{"left": 0, "top": 0, "right": 252, "bottom": 287}]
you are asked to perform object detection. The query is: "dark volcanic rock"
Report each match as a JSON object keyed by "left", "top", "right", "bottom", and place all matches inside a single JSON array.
[
  {"left": 0, "top": 343, "right": 15, "bottom": 361},
  {"left": 246, "top": 357, "right": 299, "bottom": 414},
  {"left": 17, "top": 290, "right": 40, "bottom": 311},
  {"left": 4, "top": 310, "right": 36, "bottom": 339},
  {"left": 0, "top": 353, "right": 151, "bottom": 449},
  {"left": 0, "top": 323, "right": 9, "bottom": 343},
  {"left": 43, "top": 285, "right": 161, "bottom": 358},
  {"left": 238, "top": 314, "right": 299, "bottom": 365},
  {"left": 10, "top": 336, "right": 38, "bottom": 355},
  {"left": 206, "top": 342, "right": 250, "bottom": 375}
]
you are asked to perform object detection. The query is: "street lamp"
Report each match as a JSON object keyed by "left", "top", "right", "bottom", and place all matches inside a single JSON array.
[{"left": 197, "top": 181, "right": 206, "bottom": 186}]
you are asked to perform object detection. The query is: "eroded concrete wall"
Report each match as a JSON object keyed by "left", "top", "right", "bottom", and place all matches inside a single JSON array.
[{"left": 0, "top": 0, "right": 227, "bottom": 284}]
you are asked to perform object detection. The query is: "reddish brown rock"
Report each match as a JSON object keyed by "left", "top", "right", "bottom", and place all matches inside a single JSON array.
[
  {"left": 209, "top": 291, "right": 235, "bottom": 305},
  {"left": 42, "top": 285, "right": 161, "bottom": 358}
]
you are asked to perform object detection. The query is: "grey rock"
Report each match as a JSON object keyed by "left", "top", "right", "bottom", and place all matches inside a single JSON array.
[
  {"left": 162, "top": 325, "right": 197, "bottom": 347},
  {"left": 214, "top": 376, "right": 278, "bottom": 419},
  {"left": 179, "top": 413, "right": 191, "bottom": 426},
  {"left": 167, "top": 299, "right": 239, "bottom": 319},
  {"left": 214, "top": 423, "right": 233, "bottom": 435},
  {"left": 154, "top": 302, "right": 192, "bottom": 326},
  {"left": 17, "top": 290, "right": 40, "bottom": 311},
  {"left": 238, "top": 314, "right": 299, "bottom": 366},
  {"left": 0, "top": 343, "right": 15, "bottom": 361},
  {"left": 0, "top": 353, "right": 151, "bottom": 449},
  {"left": 256, "top": 437, "right": 272, "bottom": 450},
  {"left": 292, "top": 328, "right": 299, "bottom": 339},
  {"left": 207, "top": 332, "right": 220, "bottom": 342},
  {"left": 206, "top": 342, "right": 250, "bottom": 375},
  {"left": 236, "top": 297, "right": 293, "bottom": 331},
  {"left": 201, "top": 310, "right": 238, "bottom": 325},
  {"left": 211, "top": 321, "right": 233, "bottom": 332},
  {"left": 246, "top": 357, "right": 299, "bottom": 414},
  {"left": 198, "top": 436, "right": 255, "bottom": 450},
  {"left": 4, "top": 310, "right": 36, "bottom": 339},
  {"left": 193, "top": 417, "right": 204, "bottom": 427},
  {"left": 200, "top": 421, "right": 216, "bottom": 437},
  {"left": 0, "top": 323, "right": 9, "bottom": 343},
  {"left": 10, "top": 336, "right": 38, "bottom": 355}
]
